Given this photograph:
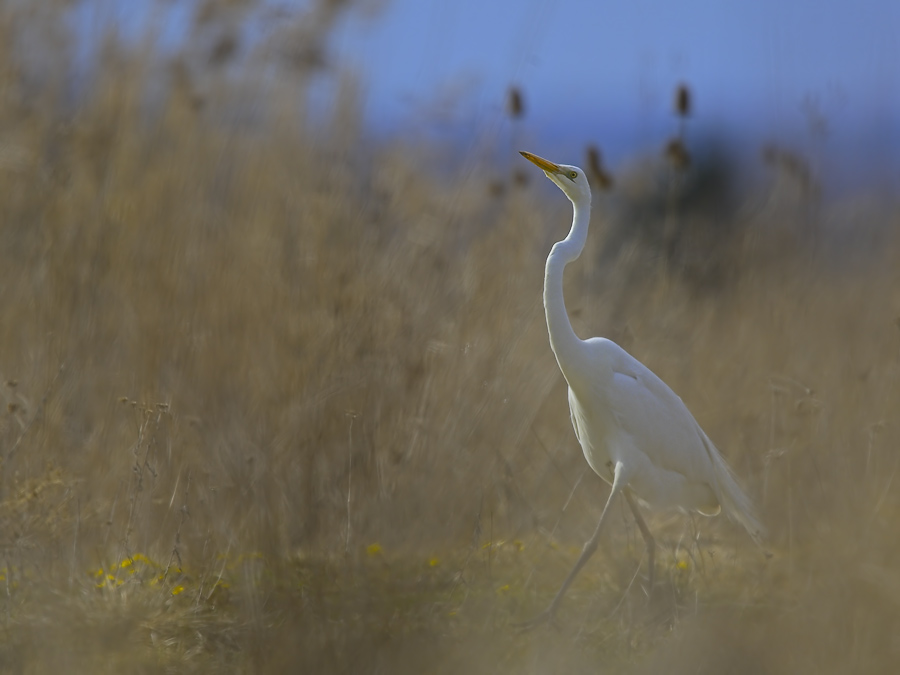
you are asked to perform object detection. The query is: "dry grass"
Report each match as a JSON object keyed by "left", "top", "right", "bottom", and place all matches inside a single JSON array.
[{"left": 1, "top": 4, "right": 900, "bottom": 673}]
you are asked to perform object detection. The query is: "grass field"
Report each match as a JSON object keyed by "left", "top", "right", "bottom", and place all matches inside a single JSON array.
[{"left": 1, "top": 4, "right": 899, "bottom": 673}]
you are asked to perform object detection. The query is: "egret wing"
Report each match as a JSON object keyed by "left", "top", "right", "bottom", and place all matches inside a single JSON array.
[{"left": 599, "top": 342, "right": 717, "bottom": 483}]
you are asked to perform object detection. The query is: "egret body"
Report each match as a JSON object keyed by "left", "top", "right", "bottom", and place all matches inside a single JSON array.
[{"left": 518, "top": 151, "right": 764, "bottom": 625}]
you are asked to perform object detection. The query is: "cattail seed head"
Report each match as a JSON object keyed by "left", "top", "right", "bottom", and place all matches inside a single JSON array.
[
  {"left": 665, "top": 138, "right": 691, "bottom": 169},
  {"left": 507, "top": 86, "right": 524, "bottom": 119},
  {"left": 586, "top": 145, "right": 614, "bottom": 190},
  {"left": 675, "top": 84, "right": 691, "bottom": 117},
  {"left": 586, "top": 145, "right": 603, "bottom": 174},
  {"left": 209, "top": 33, "right": 238, "bottom": 66}
]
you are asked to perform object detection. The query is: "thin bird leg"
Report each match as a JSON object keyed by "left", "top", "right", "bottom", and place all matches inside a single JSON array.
[
  {"left": 623, "top": 490, "right": 655, "bottom": 595},
  {"left": 515, "top": 462, "right": 628, "bottom": 629}
]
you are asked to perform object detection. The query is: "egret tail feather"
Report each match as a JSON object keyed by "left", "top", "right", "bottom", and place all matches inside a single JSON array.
[{"left": 698, "top": 428, "right": 766, "bottom": 545}]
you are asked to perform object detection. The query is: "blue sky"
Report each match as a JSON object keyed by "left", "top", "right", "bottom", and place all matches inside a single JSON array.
[
  {"left": 321, "top": 0, "right": 898, "bottom": 185},
  {"left": 82, "top": 0, "right": 899, "bottom": 187}
]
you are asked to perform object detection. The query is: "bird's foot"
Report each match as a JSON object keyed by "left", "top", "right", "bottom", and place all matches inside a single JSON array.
[
  {"left": 642, "top": 576, "right": 655, "bottom": 602},
  {"left": 511, "top": 607, "right": 560, "bottom": 632}
]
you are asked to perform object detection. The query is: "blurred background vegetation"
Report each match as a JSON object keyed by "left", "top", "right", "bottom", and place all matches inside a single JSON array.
[{"left": 0, "top": 1, "right": 898, "bottom": 672}]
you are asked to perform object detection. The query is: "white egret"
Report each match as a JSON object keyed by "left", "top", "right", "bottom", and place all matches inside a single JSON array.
[{"left": 518, "top": 151, "right": 764, "bottom": 626}]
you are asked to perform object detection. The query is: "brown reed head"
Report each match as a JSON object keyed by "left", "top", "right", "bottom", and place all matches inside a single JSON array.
[
  {"left": 511, "top": 168, "right": 529, "bottom": 187},
  {"left": 487, "top": 179, "right": 506, "bottom": 198},
  {"left": 665, "top": 137, "right": 691, "bottom": 169},
  {"left": 675, "top": 83, "right": 691, "bottom": 117},
  {"left": 209, "top": 33, "right": 238, "bottom": 65},
  {"left": 507, "top": 86, "right": 524, "bottom": 119},
  {"left": 585, "top": 145, "right": 613, "bottom": 190}
]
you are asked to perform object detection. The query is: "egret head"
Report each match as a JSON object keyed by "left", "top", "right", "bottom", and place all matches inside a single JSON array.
[{"left": 520, "top": 151, "right": 591, "bottom": 206}]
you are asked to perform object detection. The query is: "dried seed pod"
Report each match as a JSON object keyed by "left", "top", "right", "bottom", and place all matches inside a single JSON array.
[
  {"left": 675, "top": 84, "right": 691, "bottom": 117},
  {"left": 585, "top": 145, "right": 613, "bottom": 190},
  {"left": 665, "top": 138, "right": 691, "bottom": 169},
  {"left": 507, "top": 86, "right": 524, "bottom": 119},
  {"left": 209, "top": 33, "right": 238, "bottom": 66}
]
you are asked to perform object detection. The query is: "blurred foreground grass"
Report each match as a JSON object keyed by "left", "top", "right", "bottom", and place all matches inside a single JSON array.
[{"left": 1, "top": 3, "right": 900, "bottom": 673}]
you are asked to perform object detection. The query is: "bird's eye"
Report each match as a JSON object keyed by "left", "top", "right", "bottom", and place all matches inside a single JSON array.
[{"left": 569, "top": 171, "right": 578, "bottom": 180}]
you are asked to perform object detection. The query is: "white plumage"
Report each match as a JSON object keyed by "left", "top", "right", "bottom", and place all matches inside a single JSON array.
[{"left": 518, "top": 151, "right": 764, "bottom": 626}]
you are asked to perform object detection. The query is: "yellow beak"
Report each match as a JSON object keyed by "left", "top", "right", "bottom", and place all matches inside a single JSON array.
[{"left": 519, "top": 151, "right": 560, "bottom": 173}]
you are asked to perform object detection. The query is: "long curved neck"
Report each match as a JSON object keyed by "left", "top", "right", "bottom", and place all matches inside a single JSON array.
[{"left": 544, "top": 196, "right": 591, "bottom": 378}]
